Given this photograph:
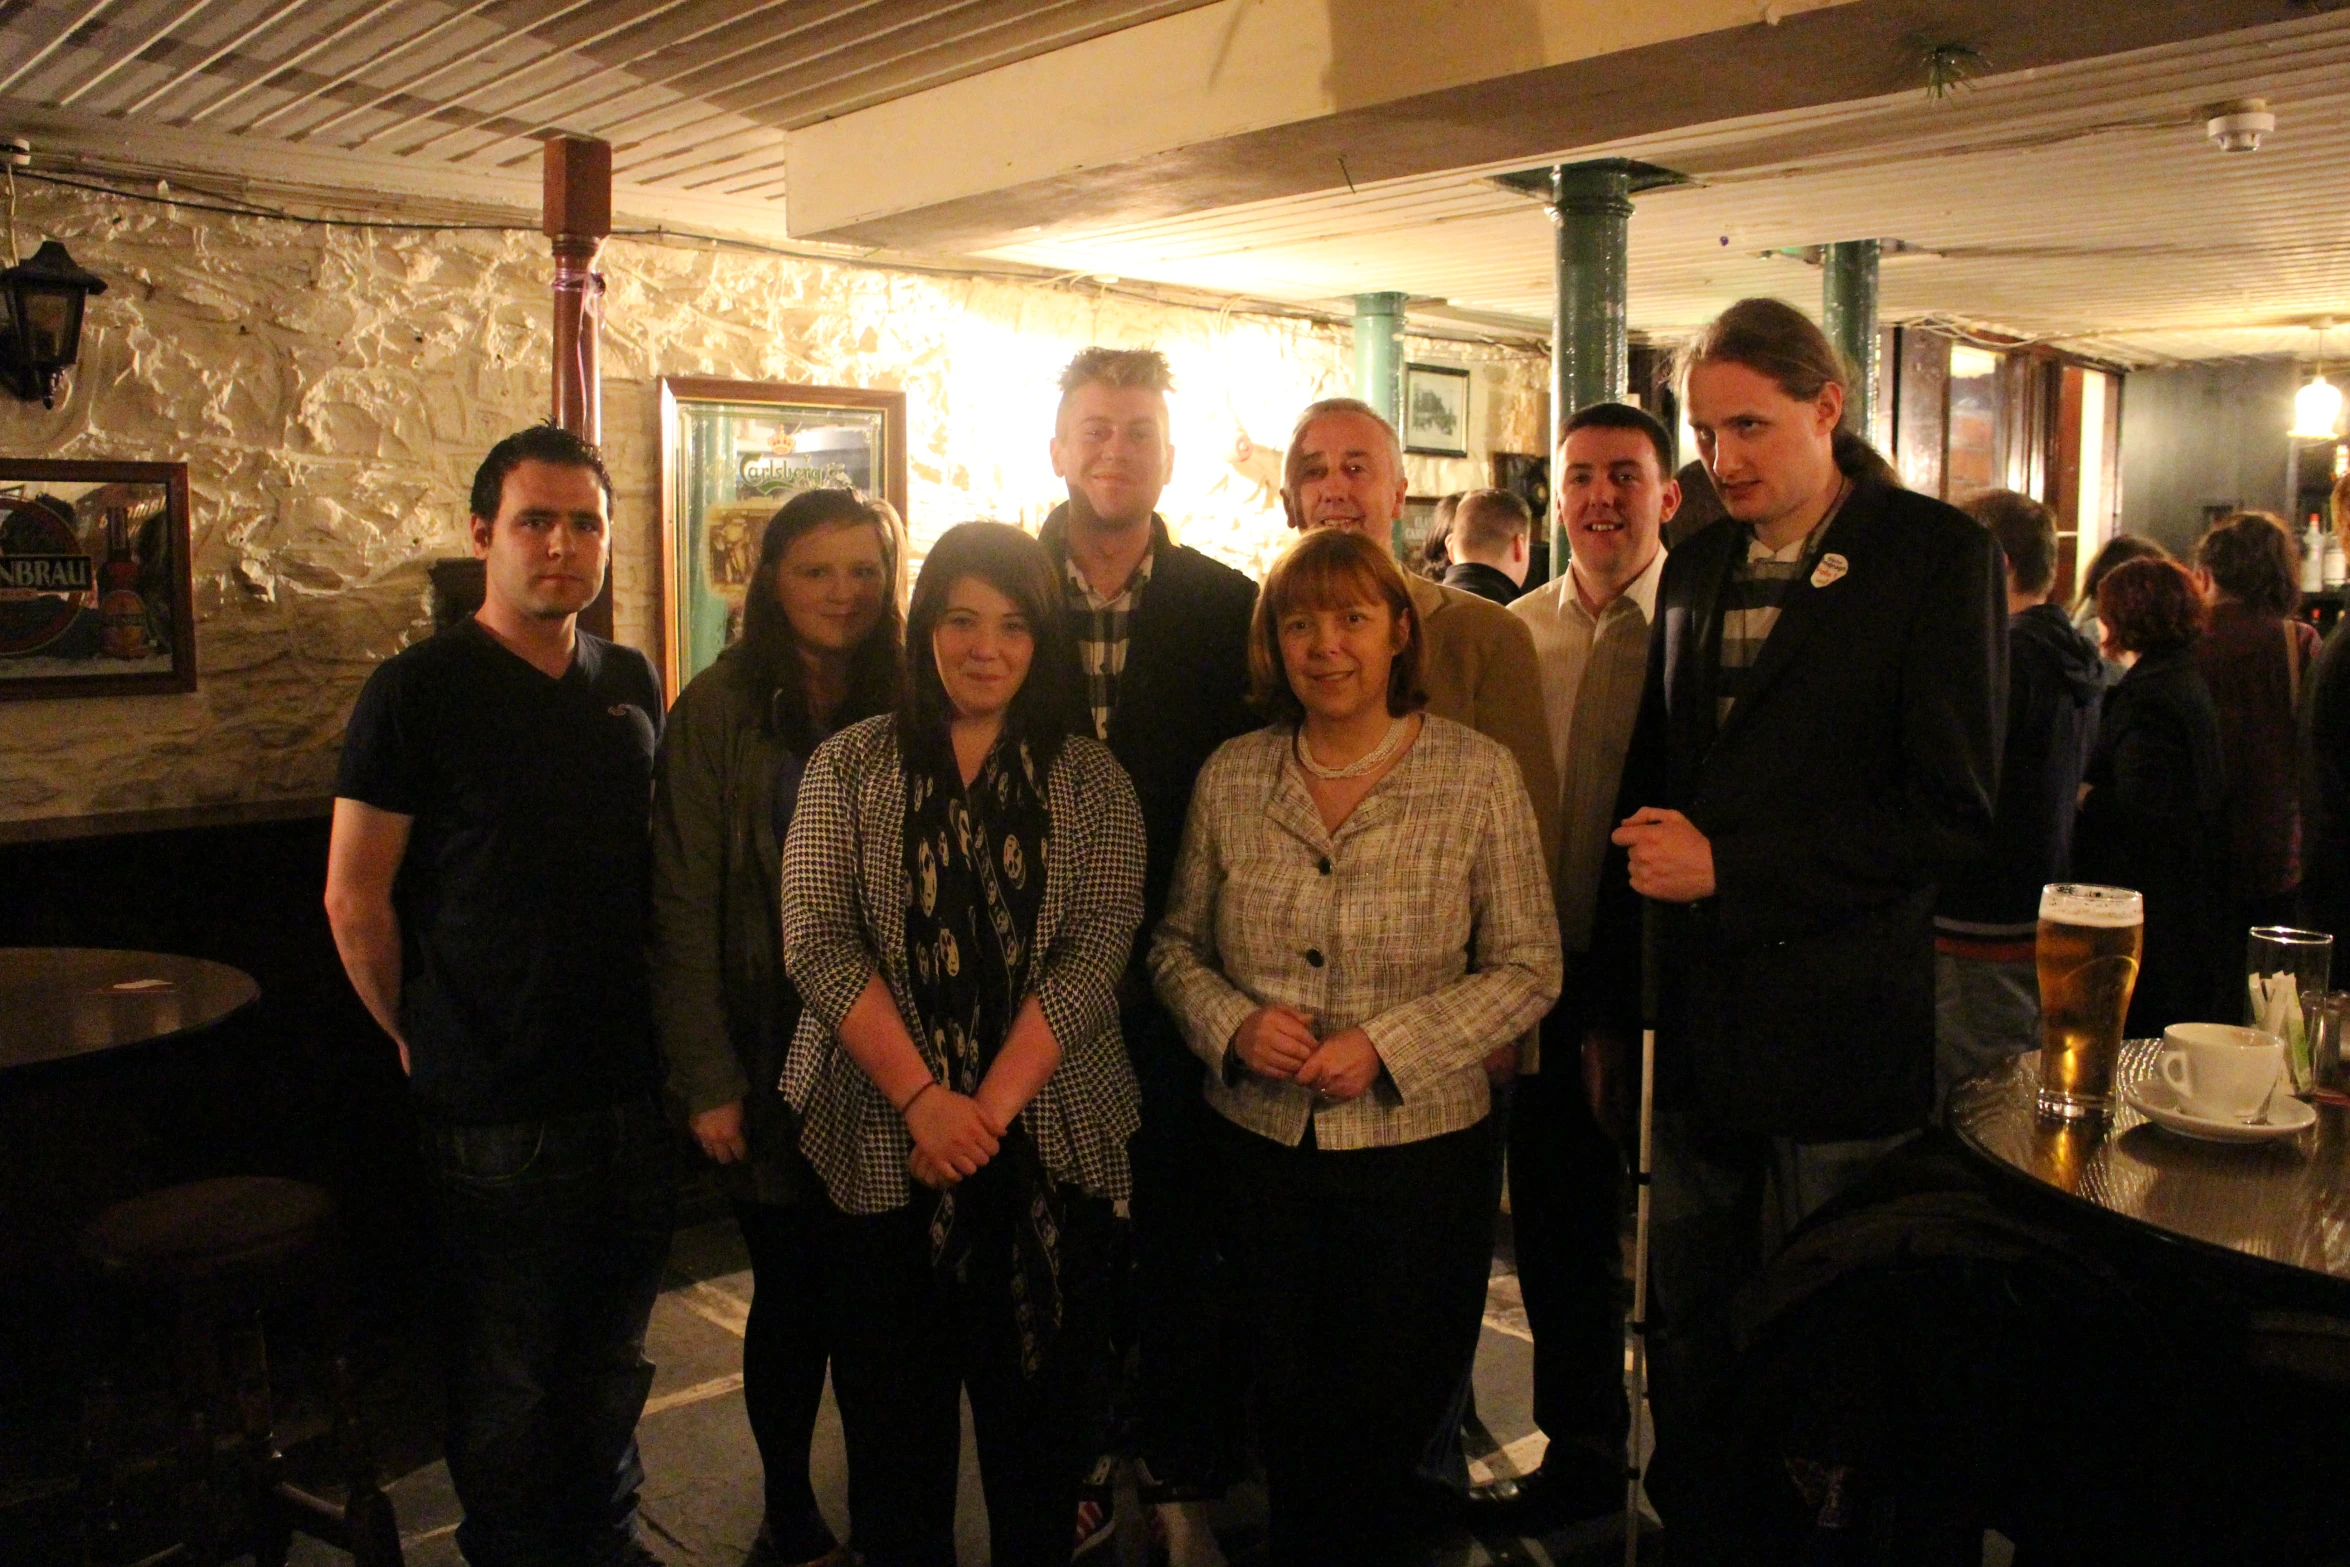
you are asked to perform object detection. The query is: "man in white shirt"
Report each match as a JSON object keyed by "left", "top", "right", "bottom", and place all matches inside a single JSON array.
[{"left": 1469, "top": 402, "right": 1679, "bottom": 1533}]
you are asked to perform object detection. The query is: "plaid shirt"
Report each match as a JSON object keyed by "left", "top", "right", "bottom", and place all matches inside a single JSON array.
[
  {"left": 1149, "top": 716, "right": 1561, "bottom": 1149},
  {"left": 1063, "top": 545, "right": 1154, "bottom": 740},
  {"left": 1716, "top": 492, "right": 1846, "bottom": 724},
  {"left": 779, "top": 715, "right": 1145, "bottom": 1213}
]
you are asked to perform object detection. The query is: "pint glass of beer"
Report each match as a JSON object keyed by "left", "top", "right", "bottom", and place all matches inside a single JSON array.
[{"left": 2036, "top": 884, "right": 2145, "bottom": 1119}]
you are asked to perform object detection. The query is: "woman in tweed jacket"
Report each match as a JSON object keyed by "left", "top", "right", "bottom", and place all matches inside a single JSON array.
[
  {"left": 781, "top": 521, "right": 1144, "bottom": 1567},
  {"left": 1151, "top": 528, "right": 1561, "bottom": 1565}
]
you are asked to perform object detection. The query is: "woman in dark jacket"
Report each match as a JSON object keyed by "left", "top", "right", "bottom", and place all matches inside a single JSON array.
[
  {"left": 2194, "top": 512, "right": 2321, "bottom": 930},
  {"left": 651, "top": 488, "right": 903, "bottom": 1567},
  {"left": 2075, "top": 557, "right": 2229, "bottom": 1036},
  {"left": 2071, "top": 534, "right": 2172, "bottom": 686}
]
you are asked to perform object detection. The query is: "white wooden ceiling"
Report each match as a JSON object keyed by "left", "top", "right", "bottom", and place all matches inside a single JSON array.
[
  {"left": 0, "top": 0, "right": 1218, "bottom": 198},
  {"left": 0, "top": 1, "right": 2343, "bottom": 364},
  {"left": 981, "top": 10, "right": 2350, "bottom": 365}
]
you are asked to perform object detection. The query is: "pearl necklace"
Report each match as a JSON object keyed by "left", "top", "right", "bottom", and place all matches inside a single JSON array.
[{"left": 1296, "top": 714, "right": 1411, "bottom": 781}]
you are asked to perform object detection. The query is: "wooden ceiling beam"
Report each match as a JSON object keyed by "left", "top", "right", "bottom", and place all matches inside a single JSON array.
[{"left": 781, "top": 0, "right": 2294, "bottom": 249}]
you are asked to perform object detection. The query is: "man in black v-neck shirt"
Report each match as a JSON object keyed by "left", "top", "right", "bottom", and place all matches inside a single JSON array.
[{"left": 327, "top": 426, "right": 673, "bottom": 1567}]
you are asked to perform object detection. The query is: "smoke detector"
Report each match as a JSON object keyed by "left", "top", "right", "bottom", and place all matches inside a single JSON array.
[{"left": 2203, "top": 98, "right": 2275, "bottom": 154}]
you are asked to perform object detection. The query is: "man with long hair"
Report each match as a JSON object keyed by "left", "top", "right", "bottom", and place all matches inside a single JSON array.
[{"left": 1605, "top": 299, "right": 2005, "bottom": 1538}]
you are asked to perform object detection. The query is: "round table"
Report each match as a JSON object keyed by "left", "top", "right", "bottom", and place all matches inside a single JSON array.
[
  {"left": 0, "top": 947, "right": 261, "bottom": 1078},
  {"left": 1949, "top": 1041, "right": 2350, "bottom": 1294}
]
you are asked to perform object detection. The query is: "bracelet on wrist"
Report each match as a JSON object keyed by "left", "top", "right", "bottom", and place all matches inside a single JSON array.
[{"left": 898, "top": 1080, "right": 937, "bottom": 1117}]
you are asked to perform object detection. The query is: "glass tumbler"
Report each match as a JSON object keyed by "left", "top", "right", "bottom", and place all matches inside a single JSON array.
[{"left": 2247, "top": 927, "right": 2334, "bottom": 1098}]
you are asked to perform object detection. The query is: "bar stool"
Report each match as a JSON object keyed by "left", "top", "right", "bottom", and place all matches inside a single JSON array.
[{"left": 77, "top": 1175, "right": 403, "bottom": 1567}]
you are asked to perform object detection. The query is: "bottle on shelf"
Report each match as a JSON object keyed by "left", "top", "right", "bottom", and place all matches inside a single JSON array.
[
  {"left": 2304, "top": 515, "right": 2326, "bottom": 594},
  {"left": 98, "top": 507, "right": 151, "bottom": 660}
]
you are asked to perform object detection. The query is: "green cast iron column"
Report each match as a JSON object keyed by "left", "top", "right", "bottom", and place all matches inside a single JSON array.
[
  {"left": 1549, "top": 164, "right": 1635, "bottom": 456},
  {"left": 1548, "top": 167, "right": 1633, "bottom": 571},
  {"left": 1353, "top": 291, "right": 1409, "bottom": 555},
  {"left": 1821, "top": 238, "right": 1881, "bottom": 436},
  {"left": 1498, "top": 159, "right": 1682, "bottom": 570}
]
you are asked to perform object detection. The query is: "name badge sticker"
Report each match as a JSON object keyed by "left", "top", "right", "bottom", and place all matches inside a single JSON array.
[{"left": 1810, "top": 552, "right": 1849, "bottom": 589}]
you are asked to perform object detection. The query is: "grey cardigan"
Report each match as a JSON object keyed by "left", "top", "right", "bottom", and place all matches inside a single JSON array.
[{"left": 780, "top": 714, "right": 1146, "bottom": 1214}]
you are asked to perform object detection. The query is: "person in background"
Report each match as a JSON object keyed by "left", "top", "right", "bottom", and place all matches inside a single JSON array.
[
  {"left": 2194, "top": 512, "right": 2321, "bottom": 935},
  {"left": 1472, "top": 401, "right": 1679, "bottom": 1535},
  {"left": 1440, "top": 487, "right": 1534, "bottom": 606},
  {"left": 1604, "top": 298, "right": 2004, "bottom": 1546},
  {"left": 2303, "top": 470, "right": 2350, "bottom": 943},
  {"left": 1665, "top": 457, "right": 1725, "bottom": 547},
  {"left": 1150, "top": 527, "right": 1561, "bottom": 1564},
  {"left": 1035, "top": 346, "right": 1259, "bottom": 1537},
  {"left": 781, "top": 522, "right": 1144, "bottom": 1567},
  {"left": 2072, "top": 534, "right": 2171, "bottom": 684},
  {"left": 2074, "top": 557, "right": 2228, "bottom": 1036},
  {"left": 325, "top": 424, "right": 673, "bottom": 1567},
  {"left": 1933, "top": 491, "right": 2105, "bottom": 1106},
  {"left": 652, "top": 488, "right": 903, "bottom": 1567},
  {"left": 1420, "top": 491, "right": 1463, "bottom": 579}
]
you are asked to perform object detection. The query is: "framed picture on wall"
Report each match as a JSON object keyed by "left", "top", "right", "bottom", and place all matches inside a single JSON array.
[
  {"left": 659, "top": 377, "right": 909, "bottom": 702},
  {"left": 0, "top": 459, "right": 195, "bottom": 701},
  {"left": 1491, "top": 452, "right": 1550, "bottom": 527},
  {"left": 1403, "top": 363, "right": 1471, "bottom": 458},
  {"left": 1397, "top": 495, "right": 1445, "bottom": 562}
]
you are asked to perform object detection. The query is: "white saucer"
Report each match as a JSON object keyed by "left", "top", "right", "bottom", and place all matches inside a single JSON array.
[{"left": 2122, "top": 1078, "right": 2317, "bottom": 1143}]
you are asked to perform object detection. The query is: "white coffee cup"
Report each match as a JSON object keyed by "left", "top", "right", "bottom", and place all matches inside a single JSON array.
[{"left": 2159, "top": 1023, "right": 2285, "bottom": 1122}]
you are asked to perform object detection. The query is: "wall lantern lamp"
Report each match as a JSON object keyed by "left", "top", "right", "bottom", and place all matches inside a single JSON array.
[
  {"left": 2291, "top": 318, "right": 2345, "bottom": 442},
  {"left": 1, "top": 139, "right": 108, "bottom": 409},
  {"left": 0, "top": 240, "right": 108, "bottom": 408}
]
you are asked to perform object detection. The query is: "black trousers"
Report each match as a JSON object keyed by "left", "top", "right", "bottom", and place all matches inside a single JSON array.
[
  {"left": 732, "top": 1199, "right": 838, "bottom": 1561},
  {"left": 1214, "top": 1114, "right": 1497, "bottom": 1567},
  {"left": 1507, "top": 1066, "right": 1631, "bottom": 1464},
  {"left": 1122, "top": 1000, "right": 1248, "bottom": 1473},
  {"left": 826, "top": 1170, "right": 1116, "bottom": 1567}
]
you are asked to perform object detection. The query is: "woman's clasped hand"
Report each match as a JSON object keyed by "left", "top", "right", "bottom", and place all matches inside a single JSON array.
[
  {"left": 1232, "top": 1005, "right": 1380, "bottom": 1102},
  {"left": 901, "top": 1079, "right": 1002, "bottom": 1187}
]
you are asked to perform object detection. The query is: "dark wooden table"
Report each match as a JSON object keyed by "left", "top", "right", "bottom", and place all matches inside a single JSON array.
[
  {"left": 0, "top": 946, "right": 260, "bottom": 1079},
  {"left": 1950, "top": 1041, "right": 2350, "bottom": 1293}
]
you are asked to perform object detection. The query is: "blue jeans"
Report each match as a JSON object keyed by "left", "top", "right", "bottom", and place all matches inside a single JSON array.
[
  {"left": 421, "top": 1094, "right": 676, "bottom": 1567},
  {"left": 1934, "top": 949, "right": 2039, "bottom": 1112}
]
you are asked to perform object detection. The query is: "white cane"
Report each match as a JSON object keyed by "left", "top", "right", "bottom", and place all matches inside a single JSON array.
[{"left": 1623, "top": 902, "right": 1660, "bottom": 1567}]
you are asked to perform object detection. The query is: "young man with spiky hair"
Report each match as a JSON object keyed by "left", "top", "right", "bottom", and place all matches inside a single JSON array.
[{"left": 1039, "top": 348, "right": 1260, "bottom": 1533}]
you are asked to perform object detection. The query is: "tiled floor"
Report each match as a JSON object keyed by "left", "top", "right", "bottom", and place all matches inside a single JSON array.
[{"left": 306, "top": 1215, "right": 1653, "bottom": 1567}]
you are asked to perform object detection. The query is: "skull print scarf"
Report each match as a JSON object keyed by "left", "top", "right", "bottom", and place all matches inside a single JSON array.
[{"left": 902, "top": 731, "right": 1063, "bottom": 1375}]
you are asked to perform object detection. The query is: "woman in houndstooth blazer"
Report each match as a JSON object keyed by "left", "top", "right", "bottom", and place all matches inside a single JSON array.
[
  {"left": 1151, "top": 528, "right": 1561, "bottom": 1565},
  {"left": 781, "top": 522, "right": 1144, "bottom": 1567}
]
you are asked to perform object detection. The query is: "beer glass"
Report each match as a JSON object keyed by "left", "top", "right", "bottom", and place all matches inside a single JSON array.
[{"left": 2036, "top": 884, "right": 2145, "bottom": 1119}]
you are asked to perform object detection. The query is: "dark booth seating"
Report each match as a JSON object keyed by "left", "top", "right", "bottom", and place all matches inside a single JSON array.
[{"left": 0, "top": 811, "right": 428, "bottom": 1427}]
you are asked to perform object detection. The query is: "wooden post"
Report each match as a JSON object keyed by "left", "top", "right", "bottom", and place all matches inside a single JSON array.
[{"left": 543, "top": 136, "right": 613, "bottom": 638}]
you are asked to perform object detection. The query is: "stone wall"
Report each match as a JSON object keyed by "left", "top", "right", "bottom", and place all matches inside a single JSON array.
[{"left": 0, "top": 183, "right": 1544, "bottom": 827}]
